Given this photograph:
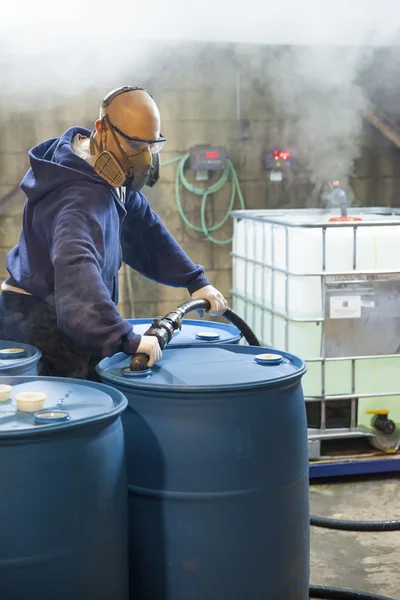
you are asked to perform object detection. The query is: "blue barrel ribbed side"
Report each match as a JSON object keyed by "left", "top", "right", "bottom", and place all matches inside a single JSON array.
[
  {"left": 0, "top": 376, "right": 129, "bottom": 600},
  {"left": 97, "top": 345, "right": 310, "bottom": 600}
]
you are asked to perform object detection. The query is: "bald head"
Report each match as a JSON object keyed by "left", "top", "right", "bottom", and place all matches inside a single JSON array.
[
  {"left": 104, "top": 89, "right": 161, "bottom": 140},
  {"left": 94, "top": 88, "right": 161, "bottom": 158}
]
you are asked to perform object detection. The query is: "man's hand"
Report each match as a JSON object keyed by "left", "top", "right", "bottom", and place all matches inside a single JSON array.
[
  {"left": 136, "top": 335, "right": 162, "bottom": 367},
  {"left": 191, "top": 285, "right": 228, "bottom": 317}
]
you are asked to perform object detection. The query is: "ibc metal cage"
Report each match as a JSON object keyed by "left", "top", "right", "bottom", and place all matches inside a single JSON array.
[{"left": 231, "top": 208, "right": 400, "bottom": 461}]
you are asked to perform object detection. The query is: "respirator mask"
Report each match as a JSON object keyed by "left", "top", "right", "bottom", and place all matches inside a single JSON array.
[{"left": 90, "top": 86, "right": 166, "bottom": 191}]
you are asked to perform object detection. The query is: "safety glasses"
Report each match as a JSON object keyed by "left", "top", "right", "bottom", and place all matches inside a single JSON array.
[{"left": 106, "top": 118, "right": 166, "bottom": 154}]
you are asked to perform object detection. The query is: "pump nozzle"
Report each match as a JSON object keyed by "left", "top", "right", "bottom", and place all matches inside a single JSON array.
[{"left": 129, "top": 300, "right": 260, "bottom": 372}]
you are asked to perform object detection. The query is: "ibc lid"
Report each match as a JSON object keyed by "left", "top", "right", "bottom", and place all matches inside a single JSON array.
[
  {"left": 0, "top": 377, "right": 127, "bottom": 436},
  {"left": 97, "top": 344, "right": 306, "bottom": 392},
  {"left": 0, "top": 340, "right": 41, "bottom": 372},
  {"left": 127, "top": 318, "right": 241, "bottom": 346}
]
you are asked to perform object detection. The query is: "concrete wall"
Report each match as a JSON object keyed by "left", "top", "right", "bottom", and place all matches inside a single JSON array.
[{"left": 1, "top": 44, "right": 400, "bottom": 321}]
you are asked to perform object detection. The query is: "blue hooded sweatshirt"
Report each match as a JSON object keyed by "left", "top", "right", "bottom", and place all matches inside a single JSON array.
[{"left": 5, "top": 127, "right": 210, "bottom": 357}]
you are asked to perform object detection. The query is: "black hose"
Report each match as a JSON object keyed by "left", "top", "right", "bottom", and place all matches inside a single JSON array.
[
  {"left": 223, "top": 307, "right": 261, "bottom": 346},
  {"left": 310, "top": 515, "right": 400, "bottom": 532},
  {"left": 309, "top": 585, "right": 395, "bottom": 599},
  {"left": 130, "top": 299, "right": 261, "bottom": 371},
  {"left": 171, "top": 301, "right": 262, "bottom": 346}
]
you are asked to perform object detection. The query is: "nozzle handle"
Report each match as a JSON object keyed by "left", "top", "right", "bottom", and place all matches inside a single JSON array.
[{"left": 130, "top": 353, "right": 149, "bottom": 372}]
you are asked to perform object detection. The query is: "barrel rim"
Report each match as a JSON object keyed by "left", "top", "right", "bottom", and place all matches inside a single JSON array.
[
  {"left": 0, "top": 376, "right": 128, "bottom": 438},
  {"left": 96, "top": 344, "right": 307, "bottom": 393},
  {"left": 0, "top": 340, "right": 42, "bottom": 373}
]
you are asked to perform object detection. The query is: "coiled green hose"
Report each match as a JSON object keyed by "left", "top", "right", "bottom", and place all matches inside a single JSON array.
[{"left": 161, "top": 153, "right": 246, "bottom": 244}]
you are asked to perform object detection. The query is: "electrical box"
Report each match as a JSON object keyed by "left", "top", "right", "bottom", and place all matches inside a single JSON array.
[
  {"left": 265, "top": 149, "right": 293, "bottom": 182},
  {"left": 189, "top": 146, "right": 227, "bottom": 180},
  {"left": 265, "top": 149, "right": 292, "bottom": 170}
]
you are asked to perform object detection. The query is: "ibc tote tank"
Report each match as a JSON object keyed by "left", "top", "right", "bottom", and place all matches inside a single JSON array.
[
  {"left": 126, "top": 318, "right": 242, "bottom": 346},
  {"left": 0, "top": 375, "right": 129, "bottom": 600},
  {"left": 97, "top": 344, "right": 309, "bottom": 600},
  {"left": 231, "top": 208, "right": 400, "bottom": 430}
]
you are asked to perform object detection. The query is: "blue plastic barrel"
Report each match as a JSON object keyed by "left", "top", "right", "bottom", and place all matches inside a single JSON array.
[
  {"left": 97, "top": 345, "right": 309, "bottom": 600},
  {"left": 127, "top": 318, "right": 242, "bottom": 347},
  {"left": 0, "top": 376, "right": 129, "bottom": 600},
  {"left": 0, "top": 340, "right": 41, "bottom": 375}
]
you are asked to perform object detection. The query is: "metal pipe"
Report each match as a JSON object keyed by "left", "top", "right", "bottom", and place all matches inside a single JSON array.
[
  {"left": 236, "top": 71, "right": 241, "bottom": 121},
  {"left": 284, "top": 226, "right": 289, "bottom": 351},
  {"left": 350, "top": 359, "right": 357, "bottom": 431},
  {"left": 230, "top": 207, "right": 400, "bottom": 227},
  {"left": 306, "top": 391, "right": 400, "bottom": 401},
  {"left": 230, "top": 252, "right": 400, "bottom": 279},
  {"left": 353, "top": 226, "right": 358, "bottom": 271},
  {"left": 252, "top": 220, "right": 257, "bottom": 333},
  {"left": 271, "top": 225, "right": 276, "bottom": 346},
  {"left": 244, "top": 217, "right": 249, "bottom": 326},
  {"left": 308, "top": 430, "right": 375, "bottom": 440},
  {"left": 260, "top": 221, "right": 266, "bottom": 343}
]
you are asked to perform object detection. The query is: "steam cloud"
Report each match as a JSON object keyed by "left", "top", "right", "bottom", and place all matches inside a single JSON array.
[
  {"left": 1, "top": 0, "right": 400, "bottom": 190},
  {"left": 263, "top": 46, "right": 372, "bottom": 197}
]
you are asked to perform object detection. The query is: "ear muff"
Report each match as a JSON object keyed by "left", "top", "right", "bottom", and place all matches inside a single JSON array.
[{"left": 147, "top": 153, "right": 160, "bottom": 188}]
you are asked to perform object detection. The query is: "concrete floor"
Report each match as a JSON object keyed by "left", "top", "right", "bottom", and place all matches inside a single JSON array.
[{"left": 310, "top": 474, "right": 400, "bottom": 599}]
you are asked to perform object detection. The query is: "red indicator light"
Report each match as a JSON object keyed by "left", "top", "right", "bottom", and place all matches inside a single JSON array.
[
  {"left": 205, "top": 151, "right": 220, "bottom": 159},
  {"left": 273, "top": 150, "right": 291, "bottom": 160}
]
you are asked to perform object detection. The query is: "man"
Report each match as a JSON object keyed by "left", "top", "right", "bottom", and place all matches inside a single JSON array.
[{"left": 0, "top": 86, "right": 227, "bottom": 379}]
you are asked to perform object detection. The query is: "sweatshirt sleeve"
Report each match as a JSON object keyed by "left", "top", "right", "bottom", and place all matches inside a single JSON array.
[
  {"left": 121, "top": 191, "right": 211, "bottom": 294},
  {"left": 51, "top": 211, "right": 141, "bottom": 357}
]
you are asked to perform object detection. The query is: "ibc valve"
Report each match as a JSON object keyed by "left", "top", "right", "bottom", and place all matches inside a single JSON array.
[{"left": 366, "top": 409, "right": 396, "bottom": 436}]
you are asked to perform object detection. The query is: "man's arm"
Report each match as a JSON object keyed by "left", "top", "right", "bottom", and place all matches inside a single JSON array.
[
  {"left": 51, "top": 211, "right": 142, "bottom": 357},
  {"left": 121, "top": 191, "right": 211, "bottom": 294}
]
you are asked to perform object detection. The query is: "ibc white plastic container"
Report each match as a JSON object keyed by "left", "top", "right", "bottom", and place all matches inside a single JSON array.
[{"left": 232, "top": 209, "right": 400, "bottom": 427}]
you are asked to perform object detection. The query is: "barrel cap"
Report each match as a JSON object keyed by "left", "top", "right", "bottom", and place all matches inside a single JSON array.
[
  {"left": 127, "top": 318, "right": 241, "bottom": 347},
  {"left": 97, "top": 344, "right": 306, "bottom": 392},
  {"left": 195, "top": 331, "right": 220, "bottom": 341},
  {"left": 254, "top": 353, "right": 284, "bottom": 365},
  {"left": 0, "top": 377, "right": 127, "bottom": 436},
  {"left": 33, "top": 409, "right": 71, "bottom": 424},
  {"left": 0, "top": 348, "right": 26, "bottom": 359}
]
